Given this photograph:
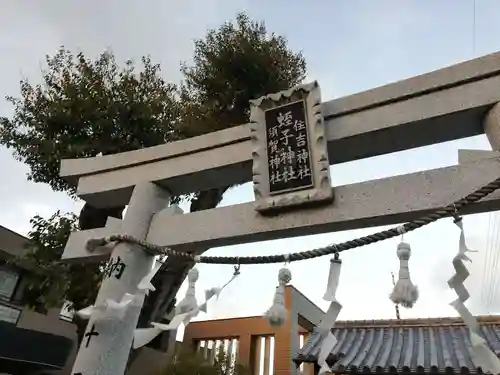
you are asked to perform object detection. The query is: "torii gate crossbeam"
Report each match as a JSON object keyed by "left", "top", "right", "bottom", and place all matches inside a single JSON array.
[{"left": 61, "top": 51, "right": 500, "bottom": 208}]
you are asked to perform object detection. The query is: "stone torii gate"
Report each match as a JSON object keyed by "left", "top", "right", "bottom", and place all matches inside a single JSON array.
[{"left": 61, "top": 51, "right": 500, "bottom": 375}]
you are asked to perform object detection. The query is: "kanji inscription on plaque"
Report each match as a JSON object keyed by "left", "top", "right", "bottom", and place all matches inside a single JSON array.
[
  {"left": 265, "top": 100, "right": 314, "bottom": 194},
  {"left": 249, "top": 81, "right": 334, "bottom": 212}
]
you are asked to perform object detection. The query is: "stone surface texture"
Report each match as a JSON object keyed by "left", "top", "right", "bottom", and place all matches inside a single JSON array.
[
  {"left": 144, "top": 153, "right": 500, "bottom": 251},
  {"left": 70, "top": 183, "right": 170, "bottom": 375},
  {"left": 60, "top": 51, "right": 500, "bottom": 207}
]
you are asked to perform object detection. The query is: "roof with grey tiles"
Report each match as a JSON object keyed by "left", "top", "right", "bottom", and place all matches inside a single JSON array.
[{"left": 294, "top": 316, "right": 500, "bottom": 374}]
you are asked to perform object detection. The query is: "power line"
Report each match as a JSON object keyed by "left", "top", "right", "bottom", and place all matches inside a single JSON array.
[
  {"left": 483, "top": 212, "right": 495, "bottom": 310},
  {"left": 472, "top": 0, "right": 477, "bottom": 56},
  {"left": 481, "top": 209, "right": 500, "bottom": 312},
  {"left": 480, "top": 212, "right": 494, "bottom": 307},
  {"left": 486, "top": 212, "right": 500, "bottom": 309},
  {"left": 488, "top": 212, "right": 499, "bottom": 308},
  {"left": 482, "top": 211, "right": 494, "bottom": 308}
]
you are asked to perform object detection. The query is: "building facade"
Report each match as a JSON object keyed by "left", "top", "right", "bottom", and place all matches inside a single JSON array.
[
  {"left": 0, "top": 224, "right": 176, "bottom": 375},
  {"left": 185, "top": 284, "right": 500, "bottom": 375},
  {"left": 183, "top": 285, "right": 324, "bottom": 375},
  {"left": 0, "top": 224, "right": 76, "bottom": 374}
]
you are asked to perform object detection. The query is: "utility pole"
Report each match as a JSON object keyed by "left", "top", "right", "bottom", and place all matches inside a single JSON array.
[{"left": 391, "top": 272, "right": 401, "bottom": 320}]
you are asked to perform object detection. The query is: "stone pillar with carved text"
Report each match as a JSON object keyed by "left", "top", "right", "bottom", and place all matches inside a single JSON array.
[
  {"left": 249, "top": 81, "right": 333, "bottom": 213},
  {"left": 70, "top": 182, "right": 170, "bottom": 375}
]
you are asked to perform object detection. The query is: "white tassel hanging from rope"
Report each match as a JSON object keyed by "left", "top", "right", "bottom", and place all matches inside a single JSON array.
[
  {"left": 264, "top": 256, "right": 292, "bottom": 327},
  {"left": 389, "top": 226, "right": 419, "bottom": 308}
]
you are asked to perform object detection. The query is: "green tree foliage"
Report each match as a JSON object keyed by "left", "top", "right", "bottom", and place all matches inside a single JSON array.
[
  {"left": 11, "top": 211, "right": 100, "bottom": 342},
  {"left": 158, "top": 348, "right": 251, "bottom": 375},
  {"left": 0, "top": 48, "right": 179, "bottom": 194},
  {"left": 0, "top": 11, "right": 307, "bottom": 352},
  {"left": 179, "top": 12, "right": 306, "bottom": 138},
  {"left": 212, "top": 347, "right": 252, "bottom": 375},
  {"left": 151, "top": 12, "right": 307, "bottom": 334},
  {"left": 15, "top": 211, "right": 100, "bottom": 311},
  {"left": 0, "top": 47, "right": 183, "bottom": 342}
]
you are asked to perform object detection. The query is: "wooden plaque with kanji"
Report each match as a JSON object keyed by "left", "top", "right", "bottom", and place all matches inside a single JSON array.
[{"left": 249, "top": 81, "right": 334, "bottom": 213}]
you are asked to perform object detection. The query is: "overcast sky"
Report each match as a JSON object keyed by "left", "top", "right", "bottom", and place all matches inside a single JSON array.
[{"left": 2, "top": 0, "right": 500, "bottom": 329}]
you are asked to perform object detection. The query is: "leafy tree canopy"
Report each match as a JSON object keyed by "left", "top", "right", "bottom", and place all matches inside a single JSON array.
[
  {"left": 141, "top": 12, "right": 306, "bottom": 340},
  {"left": 0, "top": 11, "right": 307, "bottom": 347},
  {"left": 12, "top": 211, "right": 100, "bottom": 311},
  {"left": 0, "top": 49, "right": 179, "bottom": 195},
  {"left": 180, "top": 11, "right": 306, "bottom": 210},
  {"left": 179, "top": 12, "right": 306, "bottom": 138}
]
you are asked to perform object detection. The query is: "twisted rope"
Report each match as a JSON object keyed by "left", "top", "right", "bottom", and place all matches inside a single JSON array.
[{"left": 86, "top": 176, "right": 500, "bottom": 265}]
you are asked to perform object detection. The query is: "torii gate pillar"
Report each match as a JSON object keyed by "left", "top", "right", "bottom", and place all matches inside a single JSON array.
[
  {"left": 485, "top": 102, "right": 500, "bottom": 150},
  {"left": 70, "top": 183, "right": 170, "bottom": 375}
]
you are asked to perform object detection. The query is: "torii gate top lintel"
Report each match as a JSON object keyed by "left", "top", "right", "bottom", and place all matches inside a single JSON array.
[
  {"left": 60, "top": 50, "right": 500, "bottom": 262},
  {"left": 60, "top": 51, "right": 500, "bottom": 208}
]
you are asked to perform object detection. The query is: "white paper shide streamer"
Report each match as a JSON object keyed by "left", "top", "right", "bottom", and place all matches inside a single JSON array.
[
  {"left": 133, "top": 266, "right": 240, "bottom": 349},
  {"left": 317, "top": 253, "right": 343, "bottom": 375},
  {"left": 390, "top": 237, "right": 419, "bottom": 308},
  {"left": 77, "top": 259, "right": 165, "bottom": 321},
  {"left": 264, "top": 266, "right": 292, "bottom": 328},
  {"left": 448, "top": 218, "right": 500, "bottom": 374},
  {"left": 133, "top": 312, "right": 191, "bottom": 349},
  {"left": 76, "top": 293, "right": 136, "bottom": 320},
  {"left": 137, "top": 261, "right": 163, "bottom": 295}
]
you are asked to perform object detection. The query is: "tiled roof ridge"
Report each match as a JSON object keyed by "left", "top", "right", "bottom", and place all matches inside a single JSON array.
[{"left": 333, "top": 314, "right": 500, "bottom": 328}]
